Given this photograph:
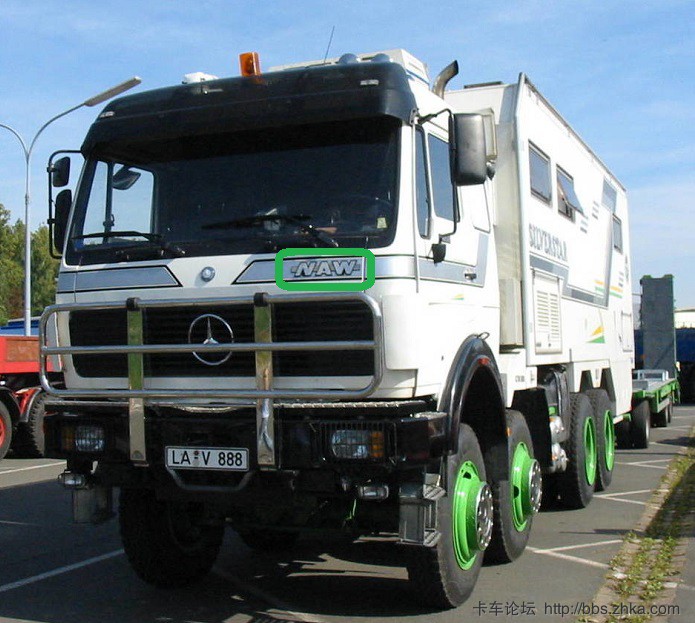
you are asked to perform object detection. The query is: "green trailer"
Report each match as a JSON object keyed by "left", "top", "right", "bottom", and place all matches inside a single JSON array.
[{"left": 616, "top": 370, "right": 680, "bottom": 449}]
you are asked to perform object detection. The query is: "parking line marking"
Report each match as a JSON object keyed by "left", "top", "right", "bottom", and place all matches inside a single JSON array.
[
  {"left": 542, "top": 539, "right": 624, "bottom": 553},
  {"left": 614, "top": 461, "right": 668, "bottom": 470},
  {"left": 0, "top": 520, "right": 40, "bottom": 527},
  {"left": 213, "top": 566, "right": 327, "bottom": 623},
  {"left": 599, "top": 489, "right": 652, "bottom": 497},
  {"left": 0, "top": 463, "right": 65, "bottom": 476},
  {"left": 0, "top": 550, "right": 124, "bottom": 594},
  {"left": 527, "top": 547, "right": 609, "bottom": 570},
  {"left": 593, "top": 495, "right": 646, "bottom": 506}
]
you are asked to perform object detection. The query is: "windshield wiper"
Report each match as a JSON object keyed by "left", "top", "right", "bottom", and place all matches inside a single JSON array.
[
  {"left": 202, "top": 214, "right": 339, "bottom": 248},
  {"left": 72, "top": 230, "right": 186, "bottom": 258},
  {"left": 72, "top": 230, "right": 162, "bottom": 242}
]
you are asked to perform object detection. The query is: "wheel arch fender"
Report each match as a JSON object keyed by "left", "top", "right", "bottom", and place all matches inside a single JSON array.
[
  {"left": 437, "top": 335, "right": 507, "bottom": 463},
  {"left": 14, "top": 386, "right": 43, "bottom": 424},
  {"left": 0, "top": 387, "right": 21, "bottom": 426}
]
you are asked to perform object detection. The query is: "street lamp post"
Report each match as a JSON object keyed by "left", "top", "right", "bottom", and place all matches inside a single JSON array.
[{"left": 1, "top": 77, "right": 141, "bottom": 335}]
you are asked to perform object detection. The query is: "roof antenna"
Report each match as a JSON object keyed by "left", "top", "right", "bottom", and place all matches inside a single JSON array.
[{"left": 322, "top": 26, "right": 336, "bottom": 64}]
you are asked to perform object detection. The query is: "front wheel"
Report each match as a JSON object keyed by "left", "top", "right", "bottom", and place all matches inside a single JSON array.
[
  {"left": 119, "top": 488, "right": 224, "bottom": 588},
  {"left": 14, "top": 390, "right": 46, "bottom": 458},
  {"left": 485, "top": 410, "right": 542, "bottom": 564},
  {"left": 407, "top": 424, "right": 493, "bottom": 609}
]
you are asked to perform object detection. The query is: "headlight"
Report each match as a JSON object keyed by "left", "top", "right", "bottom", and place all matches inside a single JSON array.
[
  {"left": 330, "top": 429, "right": 385, "bottom": 460},
  {"left": 74, "top": 425, "right": 106, "bottom": 453}
]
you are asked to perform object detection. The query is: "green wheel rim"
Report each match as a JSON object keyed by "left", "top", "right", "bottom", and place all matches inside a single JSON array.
[
  {"left": 452, "top": 460, "right": 486, "bottom": 570},
  {"left": 510, "top": 442, "right": 539, "bottom": 531},
  {"left": 603, "top": 410, "right": 615, "bottom": 471},
  {"left": 583, "top": 416, "right": 597, "bottom": 485}
]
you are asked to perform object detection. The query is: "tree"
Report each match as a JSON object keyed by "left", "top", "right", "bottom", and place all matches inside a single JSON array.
[{"left": 0, "top": 202, "right": 59, "bottom": 325}]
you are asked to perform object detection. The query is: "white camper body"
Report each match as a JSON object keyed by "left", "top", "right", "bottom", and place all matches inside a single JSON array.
[{"left": 445, "top": 76, "right": 634, "bottom": 415}]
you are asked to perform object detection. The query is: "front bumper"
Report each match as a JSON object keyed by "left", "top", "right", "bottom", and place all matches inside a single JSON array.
[{"left": 44, "top": 401, "right": 447, "bottom": 489}]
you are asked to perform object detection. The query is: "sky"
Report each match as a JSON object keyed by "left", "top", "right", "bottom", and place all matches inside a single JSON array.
[{"left": 0, "top": 0, "right": 693, "bottom": 305}]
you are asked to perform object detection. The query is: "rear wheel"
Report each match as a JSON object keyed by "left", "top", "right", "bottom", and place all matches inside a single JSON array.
[
  {"left": 119, "top": 488, "right": 224, "bottom": 588},
  {"left": 653, "top": 398, "right": 671, "bottom": 428},
  {"left": 407, "top": 424, "right": 493, "bottom": 609},
  {"left": 557, "top": 394, "right": 597, "bottom": 509},
  {"left": 485, "top": 410, "right": 542, "bottom": 564},
  {"left": 630, "top": 400, "right": 650, "bottom": 449},
  {"left": 586, "top": 390, "right": 615, "bottom": 492},
  {"left": 0, "top": 403, "right": 12, "bottom": 460}
]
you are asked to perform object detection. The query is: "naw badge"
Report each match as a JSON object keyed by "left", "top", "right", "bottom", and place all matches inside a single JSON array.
[{"left": 275, "top": 248, "right": 376, "bottom": 292}]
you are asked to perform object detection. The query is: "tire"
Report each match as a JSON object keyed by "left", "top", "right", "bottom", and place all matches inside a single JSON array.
[
  {"left": 0, "top": 402, "right": 12, "bottom": 460},
  {"left": 630, "top": 400, "right": 650, "bottom": 449},
  {"left": 652, "top": 406, "right": 668, "bottom": 428},
  {"left": 586, "top": 390, "right": 615, "bottom": 492},
  {"left": 484, "top": 410, "right": 542, "bottom": 564},
  {"left": 14, "top": 391, "right": 46, "bottom": 458},
  {"left": 119, "top": 488, "right": 224, "bottom": 588},
  {"left": 407, "top": 424, "right": 493, "bottom": 609},
  {"left": 557, "top": 394, "right": 597, "bottom": 509},
  {"left": 237, "top": 529, "right": 299, "bottom": 552},
  {"left": 615, "top": 417, "right": 632, "bottom": 449}
]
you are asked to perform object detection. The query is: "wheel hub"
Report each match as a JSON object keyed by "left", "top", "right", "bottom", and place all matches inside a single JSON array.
[
  {"left": 511, "top": 443, "right": 542, "bottom": 531},
  {"left": 603, "top": 410, "right": 615, "bottom": 471},
  {"left": 583, "top": 416, "right": 597, "bottom": 485},
  {"left": 474, "top": 483, "right": 494, "bottom": 550},
  {"left": 452, "top": 461, "right": 491, "bottom": 569}
]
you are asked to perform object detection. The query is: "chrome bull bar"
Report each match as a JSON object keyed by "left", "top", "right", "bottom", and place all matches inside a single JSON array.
[{"left": 40, "top": 291, "right": 384, "bottom": 468}]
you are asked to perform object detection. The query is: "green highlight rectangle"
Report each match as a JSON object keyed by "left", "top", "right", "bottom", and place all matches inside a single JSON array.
[{"left": 275, "top": 248, "right": 376, "bottom": 292}]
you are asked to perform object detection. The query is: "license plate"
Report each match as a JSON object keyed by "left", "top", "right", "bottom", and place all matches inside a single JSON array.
[{"left": 165, "top": 446, "right": 249, "bottom": 471}]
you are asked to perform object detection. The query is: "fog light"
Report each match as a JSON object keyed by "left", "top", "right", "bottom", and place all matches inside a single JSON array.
[
  {"left": 59, "top": 471, "right": 87, "bottom": 489},
  {"left": 356, "top": 484, "right": 389, "bottom": 500},
  {"left": 74, "top": 425, "right": 105, "bottom": 453}
]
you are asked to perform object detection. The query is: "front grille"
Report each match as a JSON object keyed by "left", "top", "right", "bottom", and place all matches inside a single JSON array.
[{"left": 69, "top": 301, "right": 374, "bottom": 378}]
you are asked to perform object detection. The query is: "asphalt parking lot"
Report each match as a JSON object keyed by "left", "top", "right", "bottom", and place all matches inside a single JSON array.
[{"left": 1, "top": 407, "right": 693, "bottom": 623}]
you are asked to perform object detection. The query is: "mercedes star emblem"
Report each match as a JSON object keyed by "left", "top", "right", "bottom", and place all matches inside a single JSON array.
[{"left": 188, "top": 314, "right": 234, "bottom": 366}]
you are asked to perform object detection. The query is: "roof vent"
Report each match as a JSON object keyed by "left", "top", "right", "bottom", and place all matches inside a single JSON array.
[
  {"left": 182, "top": 72, "right": 219, "bottom": 84},
  {"left": 370, "top": 53, "right": 391, "bottom": 63},
  {"left": 338, "top": 53, "right": 359, "bottom": 65}
]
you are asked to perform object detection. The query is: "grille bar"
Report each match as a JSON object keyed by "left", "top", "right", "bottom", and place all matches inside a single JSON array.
[
  {"left": 44, "top": 340, "right": 376, "bottom": 356},
  {"left": 40, "top": 291, "right": 383, "bottom": 401}
]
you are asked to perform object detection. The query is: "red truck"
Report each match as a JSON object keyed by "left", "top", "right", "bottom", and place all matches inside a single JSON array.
[{"left": 0, "top": 333, "right": 48, "bottom": 459}]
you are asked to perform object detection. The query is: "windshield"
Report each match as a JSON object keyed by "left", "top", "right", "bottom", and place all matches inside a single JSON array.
[{"left": 66, "top": 117, "right": 400, "bottom": 265}]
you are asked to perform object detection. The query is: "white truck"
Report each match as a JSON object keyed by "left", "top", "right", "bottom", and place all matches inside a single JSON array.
[{"left": 40, "top": 49, "right": 633, "bottom": 608}]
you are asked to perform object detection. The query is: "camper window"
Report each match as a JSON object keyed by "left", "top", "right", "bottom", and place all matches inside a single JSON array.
[
  {"left": 529, "top": 143, "right": 551, "bottom": 203},
  {"left": 556, "top": 167, "right": 584, "bottom": 220},
  {"left": 613, "top": 215, "right": 623, "bottom": 252},
  {"left": 602, "top": 179, "right": 617, "bottom": 213}
]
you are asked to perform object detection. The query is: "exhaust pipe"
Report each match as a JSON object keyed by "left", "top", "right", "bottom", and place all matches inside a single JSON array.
[{"left": 433, "top": 60, "right": 459, "bottom": 98}]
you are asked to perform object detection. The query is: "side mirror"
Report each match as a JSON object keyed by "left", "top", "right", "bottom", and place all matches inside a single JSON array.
[
  {"left": 51, "top": 189, "right": 72, "bottom": 256},
  {"left": 449, "top": 113, "right": 487, "bottom": 186},
  {"left": 112, "top": 166, "right": 141, "bottom": 190},
  {"left": 51, "top": 156, "right": 71, "bottom": 188}
]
